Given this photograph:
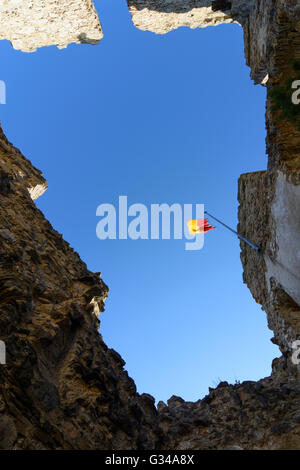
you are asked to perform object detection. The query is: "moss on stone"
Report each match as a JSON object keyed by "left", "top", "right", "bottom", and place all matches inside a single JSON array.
[{"left": 269, "top": 60, "right": 300, "bottom": 131}]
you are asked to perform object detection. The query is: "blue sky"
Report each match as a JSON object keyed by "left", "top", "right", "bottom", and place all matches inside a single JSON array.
[{"left": 0, "top": 0, "right": 279, "bottom": 403}]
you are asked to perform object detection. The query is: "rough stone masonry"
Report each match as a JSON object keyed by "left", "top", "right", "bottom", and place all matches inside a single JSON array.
[
  {"left": 0, "top": 0, "right": 103, "bottom": 52},
  {"left": 0, "top": 0, "right": 300, "bottom": 450}
]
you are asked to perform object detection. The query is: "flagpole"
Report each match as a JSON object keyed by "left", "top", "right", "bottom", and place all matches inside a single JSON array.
[{"left": 204, "top": 210, "right": 261, "bottom": 253}]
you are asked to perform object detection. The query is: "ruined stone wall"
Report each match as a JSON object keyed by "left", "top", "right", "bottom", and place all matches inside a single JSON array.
[
  {"left": 0, "top": 126, "right": 299, "bottom": 450},
  {"left": 0, "top": 0, "right": 300, "bottom": 450},
  {"left": 0, "top": 0, "right": 102, "bottom": 52},
  {"left": 126, "top": 0, "right": 236, "bottom": 34},
  {"left": 237, "top": 0, "right": 300, "bottom": 370},
  {"left": 126, "top": 0, "right": 260, "bottom": 34},
  {"left": 238, "top": 169, "right": 300, "bottom": 376},
  {"left": 0, "top": 129, "right": 162, "bottom": 449}
]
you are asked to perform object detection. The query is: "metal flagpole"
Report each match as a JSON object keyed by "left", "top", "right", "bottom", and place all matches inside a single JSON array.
[{"left": 204, "top": 210, "right": 261, "bottom": 253}]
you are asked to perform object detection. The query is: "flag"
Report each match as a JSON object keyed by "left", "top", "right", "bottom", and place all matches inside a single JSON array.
[{"left": 187, "top": 218, "right": 215, "bottom": 235}]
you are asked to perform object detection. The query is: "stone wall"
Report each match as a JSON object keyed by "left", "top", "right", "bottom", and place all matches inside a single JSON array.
[
  {"left": 0, "top": 0, "right": 300, "bottom": 450},
  {"left": 237, "top": 0, "right": 300, "bottom": 370},
  {"left": 0, "top": 127, "right": 299, "bottom": 449},
  {"left": 0, "top": 0, "right": 102, "bottom": 52},
  {"left": 0, "top": 128, "right": 161, "bottom": 449},
  {"left": 238, "top": 169, "right": 300, "bottom": 376}
]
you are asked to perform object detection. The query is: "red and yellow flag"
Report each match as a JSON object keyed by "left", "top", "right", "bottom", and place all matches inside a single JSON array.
[{"left": 187, "top": 218, "right": 215, "bottom": 235}]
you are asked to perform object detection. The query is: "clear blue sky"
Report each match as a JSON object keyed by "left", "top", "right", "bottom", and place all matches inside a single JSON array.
[{"left": 0, "top": 0, "right": 279, "bottom": 403}]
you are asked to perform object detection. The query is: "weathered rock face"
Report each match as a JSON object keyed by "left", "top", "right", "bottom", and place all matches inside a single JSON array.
[
  {"left": 0, "top": 128, "right": 164, "bottom": 450},
  {"left": 0, "top": 0, "right": 102, "bottom": 52},
  {"left": 0, "top": 0, "right": 300, "bottom": 450},
  {"left": 238, "top": 169, "right": 300, "bottom": 367},
  {"left": 127, "top": 0, "right": 237, "bottom": 34},
  {"left": 157, "top": 377, "right": 300, "bottom": 450},
  {"left": 237, "top": 0, "right": 300, "bottom": 371},
  {"left": 0, "top": 127, "right": 299, "bottom": 450},
  {"left": 126, "top": 0, "right": 260, "bottom": 35}
]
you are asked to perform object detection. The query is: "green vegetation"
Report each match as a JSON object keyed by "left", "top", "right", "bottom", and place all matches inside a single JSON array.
[{"left": 269, "top": 60, "right": 300, "bottom": 131}]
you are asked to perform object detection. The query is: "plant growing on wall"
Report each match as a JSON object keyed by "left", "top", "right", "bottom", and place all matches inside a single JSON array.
[{"left": 269, "top": 60, "right": 300, "bottom": 131}]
